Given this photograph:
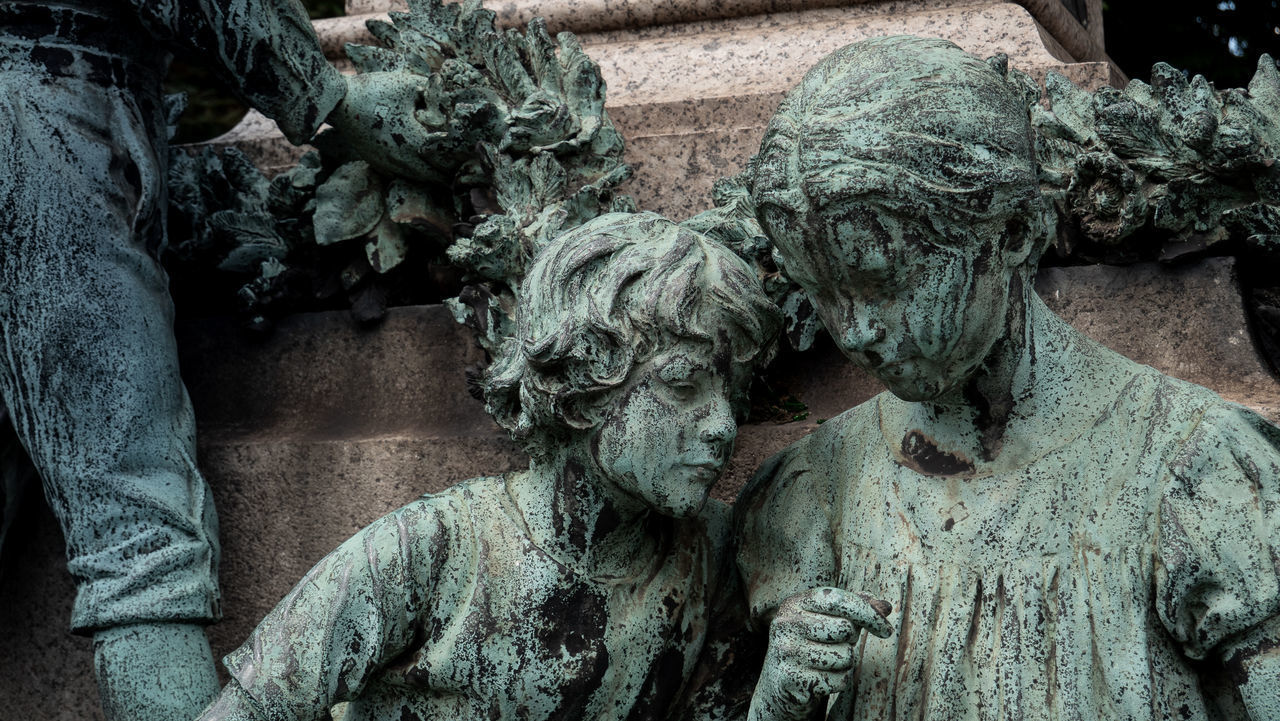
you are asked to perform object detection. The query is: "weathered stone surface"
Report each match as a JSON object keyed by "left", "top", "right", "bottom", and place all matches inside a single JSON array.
[
  {"left": 0, "top": 502, "right": 99, "bottom": 720},
  {"left": 344, "top": 0, "right": 1109, "bottom": 67},
  {"left": 588, "top": 2, "right": 1112, "bottom": 219},
  {"left": 583, "top": 5, "right": 1092, "bottom": 110},
  {"left": 346, "top": 0, "right": 957, "bottom": 30},
  {"left": 178, "top": 305, "right": 492, "bottom": 440}
]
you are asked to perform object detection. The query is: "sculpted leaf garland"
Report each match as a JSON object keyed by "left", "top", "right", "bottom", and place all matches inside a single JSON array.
[
  {"left": 166, "top": 0, "right": 633, "bottom": 343},
  {"left": 1034, "top": 55, "right": 1280, "bottom": 366},
  {"left": 699, "top": 55, "right": 1280, "bottom": 365},
  {"left": 167, "top": 26, "right": 1280, "bottom": 368},
  {"left": 1036, "top": 54, "right": 1280, "bottom": 262}
]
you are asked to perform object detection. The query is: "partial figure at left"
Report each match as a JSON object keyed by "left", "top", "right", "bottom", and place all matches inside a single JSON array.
[{"left": 0, "top": 2, "right": 435, "bottom": 719}]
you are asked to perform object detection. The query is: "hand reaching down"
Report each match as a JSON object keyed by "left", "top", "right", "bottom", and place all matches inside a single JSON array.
[{"left": 748, "top": 587, "right": 893, "bottom": 721}]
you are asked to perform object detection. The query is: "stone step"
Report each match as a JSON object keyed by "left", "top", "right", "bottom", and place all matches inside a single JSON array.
[
  {"left": 177, "top": 257, "right": 1279, "bottom": 447},
  {"left": 175, "top": 304, "right": 490, "bottom": 441},
  {"left": 338, "top": 0, "right": 1109, "bottom": 68}
]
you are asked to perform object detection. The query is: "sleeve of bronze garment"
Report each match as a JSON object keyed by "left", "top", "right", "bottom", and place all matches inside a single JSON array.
[
  {"left": 221, "top": 497, "right": 455, "bottom": 719},
  {"left": 127, "top": 0, "right": 346, "bottom": 143},
  {"left": 1154, "top": 402, "right": 1280, "bottom": 661}
]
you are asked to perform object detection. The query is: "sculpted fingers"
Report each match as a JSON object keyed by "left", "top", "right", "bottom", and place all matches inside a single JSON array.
[
  {"left": 784, "top": 637, "right": 855, "bottom": 672},
  {"left": 753, "top": 587, "right": 894, "bottom": 720},
  {"left": 775, "top": 665, "right": 852, "bottom": 701},
  {"left": 795, "top": 613, "right": 858, "bottom": 644},
  {"left": 761, "top": 641, "right": 855, "bottom": 714},
  {"left": 772, "top": 605, "right": 855, "bottom": 644},
  {"left": 798, "top": 586, "right": 895, "bottom": 639}
]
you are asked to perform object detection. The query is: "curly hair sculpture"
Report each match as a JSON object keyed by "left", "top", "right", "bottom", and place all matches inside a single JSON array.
[{"left": 483, "top": 211, "right": 781, "bottom": 457}]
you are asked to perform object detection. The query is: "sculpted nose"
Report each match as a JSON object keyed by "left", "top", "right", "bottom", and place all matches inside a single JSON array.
[
  {"left": 839, "top": 319, "right": 885, "bottom": 355},
  {"left": 698, "top": 397, "right": 736, "bottom": 444}
]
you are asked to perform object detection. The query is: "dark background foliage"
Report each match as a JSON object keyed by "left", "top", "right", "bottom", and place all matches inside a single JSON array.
[{"left": 1104, "top": 0, "right": 1280, "bottom": 88}]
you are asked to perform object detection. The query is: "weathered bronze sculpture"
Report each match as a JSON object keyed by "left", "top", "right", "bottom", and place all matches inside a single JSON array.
[
  {"left": 165, "top": 0, "right": 633, "bottom": 331},
  {"left": 735, "top": 36, "right": 1280, "bottom": 720},
  {"left": 0, "top": 2, "right": 438, "bottom": 719},
  {"left": 196, "top": 212, "right": 778, "bottom": 721}
]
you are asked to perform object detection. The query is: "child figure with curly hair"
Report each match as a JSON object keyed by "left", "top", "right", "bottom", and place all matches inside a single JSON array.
[{"left": 196, "top": 211, "right": 779, "bottom": 721}]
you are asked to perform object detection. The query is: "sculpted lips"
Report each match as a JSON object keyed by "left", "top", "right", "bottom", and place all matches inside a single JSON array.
[{"left": 681, "top": 451, "right": 728, "bottom": 483}]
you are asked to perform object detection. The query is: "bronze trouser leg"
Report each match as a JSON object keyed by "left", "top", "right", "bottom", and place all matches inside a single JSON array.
[{"left": 0, "top": 57, "right": 221, "bottom": 720}]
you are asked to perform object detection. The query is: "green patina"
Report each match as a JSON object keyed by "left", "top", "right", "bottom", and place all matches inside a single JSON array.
[
  {"left": 9, "top": 0, "right": 1280, "bottom": 713},
  {"left": 197, "top": 212, "right": 781, "bottom": 721},
  {"left": 1037, "top": 55, "right": 1280, "bottom": 261},
  {"left": 166, "top": 0, "right": 633, "bottom": 338},
  {"left": 733, "top": 36, "right": 1280, "bottom": 721},
  {"left": 0, "top": 0, "right": 532, "bottom": 718},
  {"left": 696, "top": 51, "right": 1280, "bottom": 366}
]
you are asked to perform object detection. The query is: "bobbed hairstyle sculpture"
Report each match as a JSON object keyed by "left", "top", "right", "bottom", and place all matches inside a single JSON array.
[
  {"left": 750, "top": 35, "right": 1047, "bottom": 261},
  {"left": 484, "top": 212, "right": 781, "bottom": 458}
]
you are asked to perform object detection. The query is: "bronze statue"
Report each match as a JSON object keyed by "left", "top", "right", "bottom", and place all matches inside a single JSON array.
[
  {"left": 736, "top": 35, "right": 1280, "bottom": 721},
  {"left": 0, "top": 1, "right": 435, "bottom": 718},
  {"left": 197, "top": 212, "right": 779, "bottom": 721}
]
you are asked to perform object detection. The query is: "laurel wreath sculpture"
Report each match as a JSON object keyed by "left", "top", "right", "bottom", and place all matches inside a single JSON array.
[
  {"left": 1035, "top": 56, "right": 1280, "bottom": 366},
  {"left": 167, "top": 14, "right": 1280, "bottom": 371},
  {"left": 166, "top": 0, "right": 634, "bottom": 354},
  {"left": 1036, "top": 55, "right": 1280, "bottom": 261}
]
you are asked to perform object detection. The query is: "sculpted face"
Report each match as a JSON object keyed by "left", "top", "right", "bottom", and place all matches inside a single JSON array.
[
  {"left": 588, "top": 340, "right": 743, "bottom": 518},
  {"left": 746, "top": 35, "right": 1044, "bottom": 402},
  {"left": 761, "top": 199, "right": 1017, "bottom": 402}
]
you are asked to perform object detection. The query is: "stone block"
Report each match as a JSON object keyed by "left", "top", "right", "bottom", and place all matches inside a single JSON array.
[
  {"left": 342, "top": 0, "right": 1109, "bottom": 72},
  {"left": 582, "top": 2, "right": 1113, "bottom": 217},
  {"left": 345, "top": 0, "right": 970, "bottom": 31},
  {"left": 177, "top": 305, "right": 492, "bottom": 440}
]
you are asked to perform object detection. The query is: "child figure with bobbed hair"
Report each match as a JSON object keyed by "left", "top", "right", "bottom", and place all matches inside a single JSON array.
[
  {"left": 198, "top": 211, "right": 780, "bottom": 721},
  {"left": 736, "top": 36, "right": 1280, "bottom": 720}
]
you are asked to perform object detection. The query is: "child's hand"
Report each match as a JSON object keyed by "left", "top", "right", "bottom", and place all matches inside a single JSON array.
[{"left": 748, "top": 587, "right": 893, "bottom": 721}]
